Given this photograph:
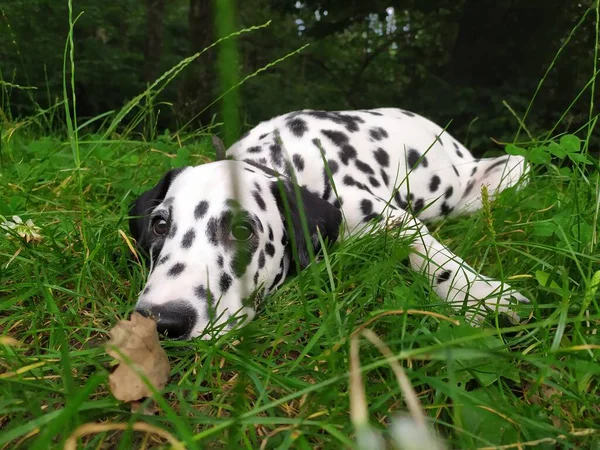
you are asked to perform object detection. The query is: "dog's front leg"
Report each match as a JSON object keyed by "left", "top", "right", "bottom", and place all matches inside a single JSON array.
[{"left": 386, "top": 211, "right": 529, "bottom": 324}]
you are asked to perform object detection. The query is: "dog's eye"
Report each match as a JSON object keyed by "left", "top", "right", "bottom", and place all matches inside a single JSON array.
[
  {"left": 153, "top": 218, "right": 169, "bottom": 236},
  {"left": 230, "top": 221, "right": 253, "bottom": 241}
]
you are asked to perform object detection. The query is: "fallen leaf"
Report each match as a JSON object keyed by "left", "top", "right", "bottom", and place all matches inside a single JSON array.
[{"left": 106, "top": 312, "right": 170, "bottom": 402}]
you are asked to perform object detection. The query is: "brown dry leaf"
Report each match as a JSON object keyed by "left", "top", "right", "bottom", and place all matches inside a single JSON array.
[{"left": 106, "top": 312, "right": 170, "bottom": 402}]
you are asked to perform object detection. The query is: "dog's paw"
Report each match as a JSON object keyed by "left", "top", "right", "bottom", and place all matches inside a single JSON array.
[{"left": 447, "top": 277, "right": 529, "bottom": 325}]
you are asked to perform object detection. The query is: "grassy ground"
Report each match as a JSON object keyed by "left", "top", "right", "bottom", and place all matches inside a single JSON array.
[
  {"left": 0, "top": 114, "right": 599, "bottom": 449},
  {"left": 1, "top": 3, "right": 599, "bottom": 447}
]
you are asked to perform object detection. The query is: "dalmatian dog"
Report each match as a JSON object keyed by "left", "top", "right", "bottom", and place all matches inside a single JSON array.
[{"left": 129, "top": 108, "right": 530, "bottom": 340}]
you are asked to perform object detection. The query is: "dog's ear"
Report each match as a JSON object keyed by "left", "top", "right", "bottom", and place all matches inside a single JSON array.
[
  {"left": 129, "top": 168, "right": 185, "bottom": 256},
  {"left": 270, "top": 180, "right": 342, "bottom": 270},
  {"left": 212, "top": 135, "right": 227, "bottom": 161}
]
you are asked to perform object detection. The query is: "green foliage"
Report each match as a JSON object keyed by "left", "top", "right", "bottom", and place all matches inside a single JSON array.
[
  {"left": 1, "top": 0, "right": 598, "bottom": 153},
  {"left": 1, "top": 0, "right": 599, "bottom": 448},
  {"left": 1, "top": 106, "right": 600, "bottom": 449}
]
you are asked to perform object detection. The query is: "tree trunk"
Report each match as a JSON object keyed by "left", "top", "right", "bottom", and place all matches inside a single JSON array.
[
  {"left": 178, "top": 0, "right": 214, "bottom": 127},
  {"left": 143, "top": 0, "right": 166, "bottom": 83}
]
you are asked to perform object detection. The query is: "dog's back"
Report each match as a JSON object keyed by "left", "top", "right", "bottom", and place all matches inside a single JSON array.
[{"left": 227, "top": 108, "right": 527, "bottom": 233}]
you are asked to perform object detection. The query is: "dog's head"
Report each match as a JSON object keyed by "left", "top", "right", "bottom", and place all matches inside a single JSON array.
[{"left": 128, "top": 160, "right": 342, "bottom": 339}]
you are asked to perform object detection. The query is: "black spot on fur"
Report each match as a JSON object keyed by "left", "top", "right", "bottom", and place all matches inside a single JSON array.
[
  {"left": 360, "top": 199, "right": 374, "bottom": 215},
  {"left": 217, "top": 254, "right": 224, "bottom": 268},
  {"left": 407, "top": 149, "right": 421, "bottom": 170},
  {"left": 369, "top": 127, "right": 388, "bottom": 141},
  {"left": 309, "top": 111, "right": 364, "bottom": 132},
  {"left": 254, "top": 182, "right": 262, "bottom": 192},
  {"left": 342, "top": 175, "right": 374, "bottom": 195},
  {"left": 340, "top": 114, "right": 365, "bottom": 132},
  {"left": 357, "top": 182, "right": 374, "bottom": 196},
  {"left": 373, "top": 148, "right": 390, "bottom": 167},
  {"left": 282, "top": 159, "right": 294, "bottom": 178},
  {"left": 333, "top": 197, "right": 343, "bottom": 209},
  {"left": 339, "top": 145, "right": 357, "bottom": 165},
  {"left": 219, "top": 272, "right": 232, "bottom": 293},
  {"left": 355, "top": 159, "right": 375, "bottom": 175},
  {"left": 369, "top": 128, "right": 383, "bottom": 141},
  {"left": 244, "top": 167, "right": 256, "bottom": 174},
  {"left": 194, "top": 285, "right": 216, "bottom": 318},
  {"left": 270, "top": 269, "right": 284, "bottom": 290},
  {"left": 258, "top": 250, "right": 266, "bottom": 269},
  {"left": 394, "top": 190, "right": 408, "bottom": 209},
  {"left": 402, "top": 110, "right": 416, "bottom": 117},
  {"left": 445, "top": 186, "right": 454, "bottom": 199},
  {"left": 413, "top": 198, "right": 425, "bottom": 214},
  {"left": 343, "top": 175, "right": 356, "bottom": 186},
  {"left": 168, "top": 262, "right": 185, "bottom": 277},
  {"left": 471, "top": 166, "right": 478, "bottom": 176},
  {"left": 429, "top": 175, "right": 441, "bottom": 192},
  {"left": 484, "top": 158, "right": 509, "bottom": 174},
  {"left": 143, "top": 285, "right": 151, "bottom": 295},
  {"left": 195, "top": 201, "right": 209, "bottom": 220},
  {"left": 247, "top": 146, "right": 262, "bottom": 154},
  {"left": 369, "top": 177, "right": 381, "bottom": 187},
  {"left": 206, "top": 217, "right": 218, "bottom": 245},
  {"left": 452, "top": 165, "right": 460, "bottom": 177},
  {"left": 287, "top": 118, "right": 308, "bottom": 137},
  {"left": 270, "top": 143, "right": 283, "bottom": 167},
  {"left": 322, "top": 129, "right": 348, "bottom": 147},
  {"left": 194, "top": 284, "right": 208, "bottom": 300},
  {"left": 268, "top": 226, "right": 274, "bottom": 241},
  {"left": 380, "top": 169, "right": 390, "bottom": 186},
  {"left": 441, "top": 202, "right": 453, "bottom": 215},
  {"left": 322, "top": 168, "right": 333, "bottom": 201},
  {"left": 453, "top": 143, "right": 464, "bottom": 158},
  {"left": 253, "top": 191, "right": 266, "bottom": 211},
  {"left": 181, "top": 228, "right": 196, "bottom": 249},
  {"left": 328, "top": 159, "right": 339, "bottom": 174},
  {"left": 463, "top": 179, "right": 476, "bottom": 198},
  {"left": 157, "top": 254, "right": 170, "bottom": 265},
  {"left": 230, "top": 238, "right": 259, "bottom": 278},
  {"left": 265, "top": 242, "right": 275, "bottom": 257},
  {"left": 437, "top": 270, "right": 452, "bottom": 284},
  {"left": 253, "top": 271, "right": 259, "bottom": 286},
  {"left": 259, "top": 133, "right": 269, "bottom": 140},
  {"left": 292, "top": 154, "right": 305, "bottom": 171},
  {"left": 364, "top": 213, "right": 383, "bottom": 222}
]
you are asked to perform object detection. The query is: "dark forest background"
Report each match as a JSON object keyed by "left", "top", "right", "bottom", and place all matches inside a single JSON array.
[{"left": 0, "top": 0, "right": 597, "bottom": 153}]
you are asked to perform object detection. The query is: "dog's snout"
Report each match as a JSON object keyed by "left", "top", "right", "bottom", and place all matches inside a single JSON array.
[{"left": 136, "top": 300, "right": 197, "bottom": 339}]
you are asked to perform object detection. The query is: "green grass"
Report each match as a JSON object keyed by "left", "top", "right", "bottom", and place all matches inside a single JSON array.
[
  {"left": 1, "top": 118, "right": 599, "bottom": 449},
  {"left": 1, "top": 2, "right": 600, "bottom": 448}
]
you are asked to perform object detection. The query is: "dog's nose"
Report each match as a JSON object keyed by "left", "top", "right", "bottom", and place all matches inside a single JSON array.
[{"left": 136, "top": 300, "right": 197, "bottom": 339}]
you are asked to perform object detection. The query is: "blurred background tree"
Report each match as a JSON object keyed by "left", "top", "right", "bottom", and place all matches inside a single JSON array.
[{"left": 0, "top": 0, "right": 596, "bottom": 154}]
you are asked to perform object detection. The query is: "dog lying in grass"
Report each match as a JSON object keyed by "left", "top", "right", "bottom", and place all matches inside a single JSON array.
[{"left": 129, "top": 108, "right": 529, "bottom": 339}]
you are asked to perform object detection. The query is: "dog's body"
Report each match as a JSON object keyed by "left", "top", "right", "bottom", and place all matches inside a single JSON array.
[{"left": 130, "top": 108, "right": 529, "bottom": 339}]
